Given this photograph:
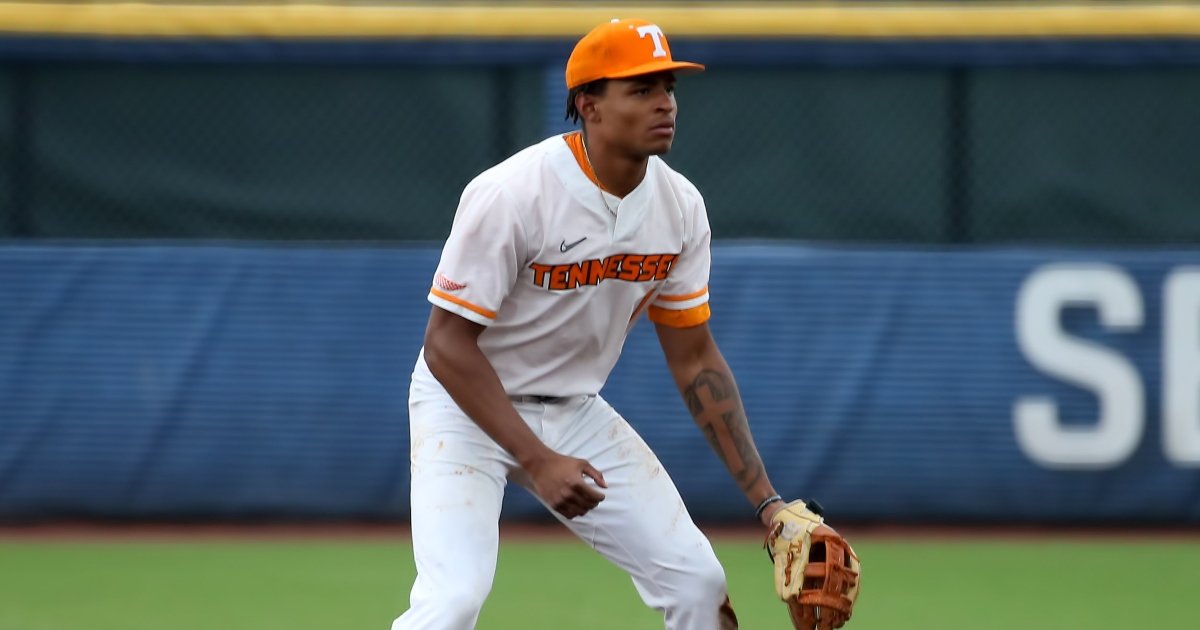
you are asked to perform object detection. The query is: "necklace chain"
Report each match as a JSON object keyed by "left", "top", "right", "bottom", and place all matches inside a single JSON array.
[{"left": 580, "top": 135, "right": 618, "bottom": 214}]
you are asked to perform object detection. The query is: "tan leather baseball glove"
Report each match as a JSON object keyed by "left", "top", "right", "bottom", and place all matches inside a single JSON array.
[{"left": 764, "top": 500, "right": 861, "bottom": 630}]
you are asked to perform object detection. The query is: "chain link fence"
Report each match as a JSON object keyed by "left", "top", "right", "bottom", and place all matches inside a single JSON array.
[{"left": 1, "top": 62, "right": 1198, "bottom": 244}]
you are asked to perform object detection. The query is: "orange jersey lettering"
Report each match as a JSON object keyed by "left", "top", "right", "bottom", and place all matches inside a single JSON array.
[{"left": 530, "top": 253, "right": 678, "bottom": 291}]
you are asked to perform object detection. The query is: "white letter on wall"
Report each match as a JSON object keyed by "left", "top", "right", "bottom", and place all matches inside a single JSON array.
[
  {"left": 1164, "top": 267, "right": 1200, "bottom": 466},
  {"left": 1014, "top": 264, "right": 1144, "bottom": 469}
]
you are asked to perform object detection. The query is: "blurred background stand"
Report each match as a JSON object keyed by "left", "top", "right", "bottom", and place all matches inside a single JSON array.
[{"left": 1, "top": 1, "right": 1199, "bottom": 525}]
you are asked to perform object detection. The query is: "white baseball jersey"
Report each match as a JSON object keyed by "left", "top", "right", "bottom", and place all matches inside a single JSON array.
[{"left": 415, "top": 133, "right": 712, "bottom": 396}]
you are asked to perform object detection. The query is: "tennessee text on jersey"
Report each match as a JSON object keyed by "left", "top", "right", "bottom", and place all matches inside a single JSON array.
[{"left": 530, "top": 253, "right": 679, "bottom": 290}]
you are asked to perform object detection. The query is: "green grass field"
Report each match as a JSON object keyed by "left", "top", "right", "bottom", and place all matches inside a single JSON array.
[{"left": 1, "top": 534, "right": 1196, "bottom": 629}]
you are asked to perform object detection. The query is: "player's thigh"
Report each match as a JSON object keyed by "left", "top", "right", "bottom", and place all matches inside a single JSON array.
[
  {"left": 408, "top": 399, "right": 513, "bottom": 581},
  {"left": 409, "top": 396, "right": 517, "bottom": 480},
  {"left": 536, "top": 398, "right": 722, "bottom": 585}
]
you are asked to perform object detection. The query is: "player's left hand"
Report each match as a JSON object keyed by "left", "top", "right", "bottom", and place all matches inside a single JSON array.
[
  {"left": 764, "top": 500, "right": 861, "bottom": 630},
  {"left": 759, "top": 499, "right": 786, "bottom": 527}
]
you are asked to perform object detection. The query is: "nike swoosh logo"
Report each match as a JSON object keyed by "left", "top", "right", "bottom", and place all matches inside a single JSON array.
[{"left": 560, "top": 237, "right": 587, "bottom": 253}]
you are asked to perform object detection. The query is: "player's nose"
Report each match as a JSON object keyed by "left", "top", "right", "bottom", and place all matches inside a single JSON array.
[
  {"left": 661, "top": 86, "right": 677, "bottom": 106},
  {"left": 648, "top": 83, "right": 675, "bottom": 111}
]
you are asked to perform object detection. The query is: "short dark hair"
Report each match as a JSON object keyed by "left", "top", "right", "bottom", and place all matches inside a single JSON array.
[{"left": 565, "top": 79, "right": 609, "bottom": 125}]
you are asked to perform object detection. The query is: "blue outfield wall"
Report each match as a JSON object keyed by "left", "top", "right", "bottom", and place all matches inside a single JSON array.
[{"left": 1, "top": 243, "right": 1198, "bottom": 523}]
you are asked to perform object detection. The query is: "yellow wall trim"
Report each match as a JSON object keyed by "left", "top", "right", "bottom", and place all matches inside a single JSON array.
[{"left": 3, "top": 2, "right": 1200, "bottom": 39}]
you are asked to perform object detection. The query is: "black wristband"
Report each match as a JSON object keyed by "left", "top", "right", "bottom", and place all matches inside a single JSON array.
[{"left": 755, "top": 494, "right": 783, "bottom": 521}]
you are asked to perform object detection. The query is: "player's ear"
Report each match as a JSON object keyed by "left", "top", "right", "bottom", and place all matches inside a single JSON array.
[{"left": 577, "top": 92, "right": 601, "bottom": 125}]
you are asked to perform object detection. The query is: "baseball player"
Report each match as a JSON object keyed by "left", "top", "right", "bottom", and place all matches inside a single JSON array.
[{"left": 395, "top": 18, "right": 859, "bottom": 630}]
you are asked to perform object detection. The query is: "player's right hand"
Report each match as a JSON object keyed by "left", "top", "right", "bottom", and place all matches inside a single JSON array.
[{"left": 526, "top": 452, "right": 607, "bottom": 519}]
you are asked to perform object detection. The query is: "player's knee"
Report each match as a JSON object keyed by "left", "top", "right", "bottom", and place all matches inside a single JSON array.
[
  {"left": 419, "top": 585, "right": 490, "bottom": 629},
  {"left": 669, "top": 552, "right": 728, "bottom": 610},
  {"left": 442, "top": 588, "right": 490, "bottom": 625}
]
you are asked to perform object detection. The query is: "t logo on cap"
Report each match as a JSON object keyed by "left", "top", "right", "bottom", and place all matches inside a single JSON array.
[
  {"left": 565, "top": 18, "right": 705, "bottom": 90},
  {"left": 636, "top": 24, "right": 667, "bottom": 58}
]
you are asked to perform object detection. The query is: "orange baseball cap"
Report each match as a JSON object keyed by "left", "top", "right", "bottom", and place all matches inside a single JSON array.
[{"left": 565, "top": 18, "right": 704, "bottom": 90}]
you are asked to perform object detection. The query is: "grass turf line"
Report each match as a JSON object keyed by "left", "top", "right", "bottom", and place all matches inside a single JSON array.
[{"left": 0, "top": 538, "right": 1197, "bottom": 629}]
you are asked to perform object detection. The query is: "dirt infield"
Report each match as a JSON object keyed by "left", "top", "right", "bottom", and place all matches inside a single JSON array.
[{"left": 1, "top": 520, "right": 1197, "bottom": 543}]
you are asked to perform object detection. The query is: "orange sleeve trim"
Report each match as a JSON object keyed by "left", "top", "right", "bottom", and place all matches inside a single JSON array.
[
  {"left": 657, "top": 286, "right": 709, "bottom": 302},
  {"left": 649, "top": 303, "right": 711, "bottom": 328},
  {"left": 429, "top": 287, "right": 497, "bottom": 319}
]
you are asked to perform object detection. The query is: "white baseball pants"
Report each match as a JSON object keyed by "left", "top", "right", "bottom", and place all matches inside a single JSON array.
[{"left": 393, "top": 380, "right": 735, "bottom": 630}]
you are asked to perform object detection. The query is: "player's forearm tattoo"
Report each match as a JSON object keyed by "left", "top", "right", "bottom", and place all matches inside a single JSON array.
[{"left": 683, "top": 369, "right": 765, "bottom": 494}]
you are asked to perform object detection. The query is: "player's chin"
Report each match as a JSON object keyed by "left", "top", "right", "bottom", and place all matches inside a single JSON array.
[{"left": 643, "top": 137, "right": 674, "bottom": 156}]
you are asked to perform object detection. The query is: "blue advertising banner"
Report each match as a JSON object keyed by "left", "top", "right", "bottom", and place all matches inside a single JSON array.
[{"left": 1, "top": 243, "right": 1198, "bottom": 522}]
